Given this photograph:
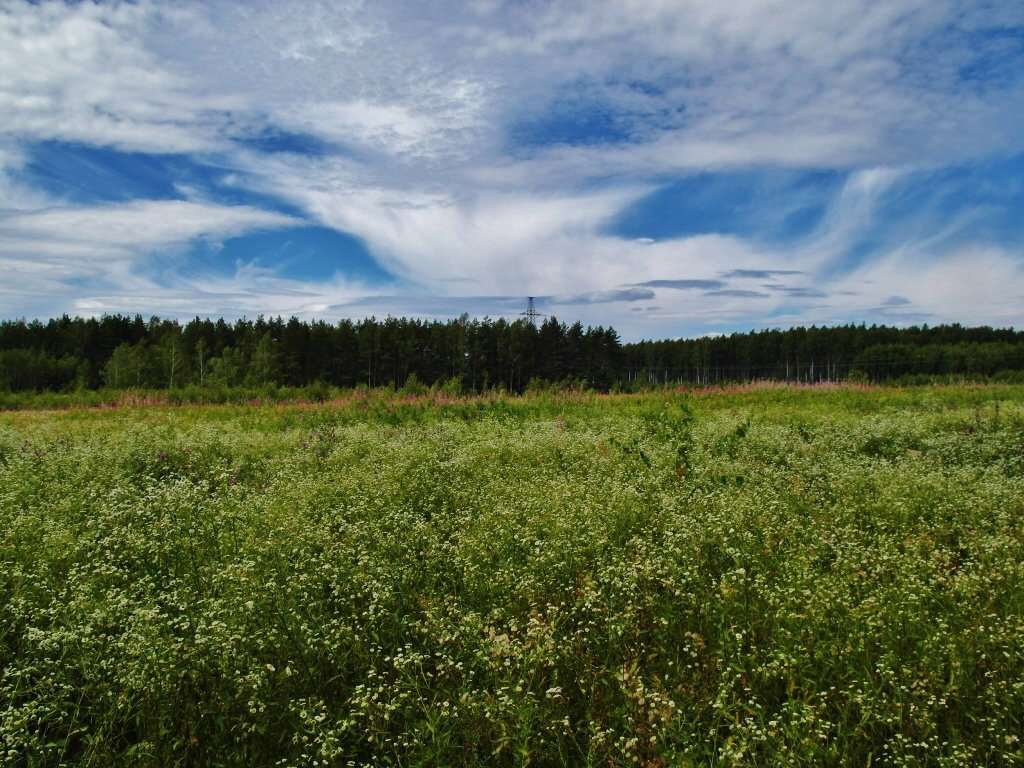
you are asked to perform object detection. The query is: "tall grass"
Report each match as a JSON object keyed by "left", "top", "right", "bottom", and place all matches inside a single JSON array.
[{"left": 1, "top": 386, "right": 1022, "bottom": 766}]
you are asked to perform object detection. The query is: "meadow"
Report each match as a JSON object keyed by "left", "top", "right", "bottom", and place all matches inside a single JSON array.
[{"left": 1, "top": 384, "right": 1022, "bottom": 766}]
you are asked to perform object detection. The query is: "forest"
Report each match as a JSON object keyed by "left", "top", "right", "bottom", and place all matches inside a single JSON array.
[{"left": 1, "top": 313, "right": 1023, "bottom": 394}]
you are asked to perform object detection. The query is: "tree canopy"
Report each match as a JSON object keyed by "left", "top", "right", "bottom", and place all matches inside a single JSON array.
[{"left": 1, "top": 314, "right": 1022, "bottom": 394}]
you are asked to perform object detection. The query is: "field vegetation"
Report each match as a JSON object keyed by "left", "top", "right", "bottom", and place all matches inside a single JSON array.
[{"left": 1, "top": 384, "right": 1023, "bottom": 766}]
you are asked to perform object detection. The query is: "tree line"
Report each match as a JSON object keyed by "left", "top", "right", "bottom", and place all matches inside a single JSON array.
[
  {"left": 624, "top": 324, "right": 1024, "bottom": 385},
  {"left": 1, "top": 314, "right": 1022, "bottom": 394},
  {"left": 0, "top": 314, "right": 622, "bottom": 393}
]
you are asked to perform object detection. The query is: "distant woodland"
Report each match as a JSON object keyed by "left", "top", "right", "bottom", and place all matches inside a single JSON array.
[{"left": 1, "top": 314, "right": 1023, "bottom": 395}]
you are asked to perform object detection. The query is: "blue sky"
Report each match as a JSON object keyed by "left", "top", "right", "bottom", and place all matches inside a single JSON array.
[{"left": 1, "top": 1, "right": 1023, "bottom": 340}]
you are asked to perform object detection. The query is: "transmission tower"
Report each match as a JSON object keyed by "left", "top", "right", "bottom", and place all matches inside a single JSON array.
[{"left": 521, "top": 296, "right": 545, "bottom": 325}]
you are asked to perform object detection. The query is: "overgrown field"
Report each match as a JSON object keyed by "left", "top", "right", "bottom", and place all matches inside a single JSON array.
[{"left": 2, "top": 385, "right": 1023, "bottom": 766}]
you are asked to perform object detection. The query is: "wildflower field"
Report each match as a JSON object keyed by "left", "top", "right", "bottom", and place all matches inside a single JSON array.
[{"left": 1, "top": 385, "right": 1023, "bottom": 767}]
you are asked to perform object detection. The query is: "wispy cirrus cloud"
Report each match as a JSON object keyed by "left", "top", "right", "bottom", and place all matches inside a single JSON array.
[{"left": 0, "top": 200, "right": 297, "bottom": 258}]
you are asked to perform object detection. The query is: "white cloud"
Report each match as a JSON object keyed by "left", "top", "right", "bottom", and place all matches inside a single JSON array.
[
  {"left": 281, "top": 100, "right": 450, "bottom": 159},
  {"left": 0, "top": 200, "right": 298, "bottom": 315},
  {"left": 63, "top": 268, "right": 378, "bottom": 322},
  {"left": 0, "top": 1, "right": 233, "bottom": 153},
  {"left": 0, "top": 141, "right": 51, "bottom": 210},
  {"left": 800, "top": 244, "right": 1024, "bottom": 329},
  {"left": 145, "top": 0, "right": 489, "bottom": 163},
  {"left": 1, "top": 0, "right": 1022, "bottom": 336},
  {"left": 1, "top": 200, "right": 296, "bottom": 254}
]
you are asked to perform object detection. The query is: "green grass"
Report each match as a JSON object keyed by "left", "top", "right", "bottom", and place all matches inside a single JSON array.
[{"left": 1, "top": 384, "right": 1023, "bottom": 766}]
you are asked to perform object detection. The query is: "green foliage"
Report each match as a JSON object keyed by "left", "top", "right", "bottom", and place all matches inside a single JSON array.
[
  {"left": 0, "top": 349, "right": 80, "bottom": 392},
  {"left": 245, "top": 333, "right": 281, "bottom": 387},
  {"left": 398, "top": 372, "right": 428, "bottom": 396},
  {"left": 8, "top": 315, "right": 1024, "bottom": 398},
  {"left": 102, "top": 341, "right": 151, "bottom": 388},
  {"left": 1, "top": 385, "right": 1023, "bottom": 766},
  {"left": 435, "top": 375, "right": 465, "bottom": 397}
]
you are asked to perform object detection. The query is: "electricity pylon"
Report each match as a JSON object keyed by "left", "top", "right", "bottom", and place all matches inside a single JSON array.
[{"left": 521, "top": 296, "right": 545, "bottom": 325}]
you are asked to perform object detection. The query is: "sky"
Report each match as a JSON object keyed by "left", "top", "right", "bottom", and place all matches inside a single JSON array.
[{"left": 1, "top": 0, "right": 1023, "bottom": 341}]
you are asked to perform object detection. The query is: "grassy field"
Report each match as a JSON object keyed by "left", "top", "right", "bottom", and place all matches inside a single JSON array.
[{"left": 1, "top": 384, "right": 1023, "bottom": 766}]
